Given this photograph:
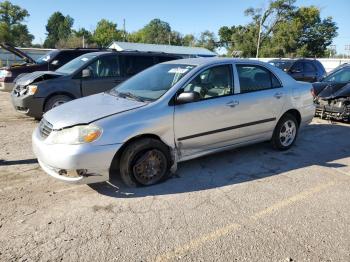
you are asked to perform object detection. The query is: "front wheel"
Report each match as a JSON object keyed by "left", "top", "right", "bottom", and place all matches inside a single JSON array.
[
  {"left": 271, "top": 114, "right": 299, "bottom": 151},
  {"left": 44, "top": 95, "right": 72, "bottom": 112},
  {"left": 119, "top": 138, "right": 171, "bottom": 187}
]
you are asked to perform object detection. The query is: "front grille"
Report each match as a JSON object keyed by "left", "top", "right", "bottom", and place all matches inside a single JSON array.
[{"left": 39, "top": 118, "right": 53, "bottom": 139}]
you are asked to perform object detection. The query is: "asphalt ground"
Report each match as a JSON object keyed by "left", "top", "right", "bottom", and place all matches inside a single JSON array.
[{"left": 0, "top": 91, "right": 349, "bottom": 261}]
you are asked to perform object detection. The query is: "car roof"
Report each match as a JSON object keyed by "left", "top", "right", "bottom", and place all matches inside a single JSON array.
[
  {"left": 71, "top": 50, "right": 182, "bottom": 57},
  {"left": 162, "top": 57, "right": 268, "bottom": 66}
]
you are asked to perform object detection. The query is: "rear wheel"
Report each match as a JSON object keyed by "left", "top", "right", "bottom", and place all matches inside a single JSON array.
[
  {"left": 271, "top": 114, "right": 299, "bottom": 150},
  {"left": 119, "top": 138, "right": 171, "bottom": 187},
  {"left": 44, "top": 95, "right": 72, "bottom": 112}
]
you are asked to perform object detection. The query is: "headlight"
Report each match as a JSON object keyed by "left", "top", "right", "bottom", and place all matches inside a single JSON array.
[
  {"left": 46, "top": 125, "right": 102, "bottom": 145},
  {"left": 0, "top": 70, "right": 12, "bottom": 78},
  {"left": 27, "top": 85, "right": 38, "bottom": 95}
]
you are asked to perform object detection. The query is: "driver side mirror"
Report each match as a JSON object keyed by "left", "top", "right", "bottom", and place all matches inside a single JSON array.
[
  {"left": 81, "top": 68, "right": 92, "bottom": 78},
  {"left": 176, "top": 91, "right": 201, "bottom": 105}
]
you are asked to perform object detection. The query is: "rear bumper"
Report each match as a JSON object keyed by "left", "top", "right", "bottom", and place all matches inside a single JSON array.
[
  {"left": 0, "top": 82, "right": 14, "bottom": 92},
  {"left": 32, "top": 127, "right": 121, "bottom": 184},
  {"left": 11, "top": 93, "right": 45, "bottom": 118}
]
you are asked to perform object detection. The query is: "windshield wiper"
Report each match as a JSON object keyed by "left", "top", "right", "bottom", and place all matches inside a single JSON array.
[{"left": 118, "top": 92, "right": 145, "bottom": 102}]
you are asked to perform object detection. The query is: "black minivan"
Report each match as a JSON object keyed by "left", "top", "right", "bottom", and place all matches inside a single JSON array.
[
  {"left": 269, "top": 58, "right": 326, "bottom": 83},
  {"left": 0, "top": 43, "right": 102, "bottom": 92},
  {"left": 11, "top": 51, "right": 182, "bottom": 119}
]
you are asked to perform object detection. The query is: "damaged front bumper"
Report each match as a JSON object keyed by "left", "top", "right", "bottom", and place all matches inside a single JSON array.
[
  {"left": 32, "top": 127, "right": 121, "bottom": 184},
  {"left": 315, "top": 98, "right": 350, "bottom": 121}
]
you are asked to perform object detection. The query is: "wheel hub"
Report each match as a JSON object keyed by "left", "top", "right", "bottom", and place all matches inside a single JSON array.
[
  {"left": 133, "top": 149, "right": 165, "bottom": 184},
  {"left": 279, "top": 120, "right": 296, "bottom": 147}
]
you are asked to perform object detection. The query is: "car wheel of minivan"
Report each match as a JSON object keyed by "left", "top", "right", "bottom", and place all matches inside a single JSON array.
[
  {"left": 119, "top": 138, "right": 171, "bottom": 187},
  {"left": 44, "top": 95, "right": 72, "bottom": 112},
  {"left": 271, "top": 113, "right": 299, "bottom": 151}
]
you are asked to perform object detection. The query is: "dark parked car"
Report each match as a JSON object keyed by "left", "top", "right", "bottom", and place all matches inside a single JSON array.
[
  {"left": 11, "top": 51, "right": 182, "bottom": 119},
  {"left": 269, "top": 58, "right": 326, "bottom": 83},
  {"left": 313, "top": 64, "right": 350, "bottom": 121},
  {"left": 0, "top": 43, "right": 102, "bottom": 92}
]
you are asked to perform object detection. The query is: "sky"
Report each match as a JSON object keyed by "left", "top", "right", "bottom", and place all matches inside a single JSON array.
[{"left": 8, "top": 0, "right": 350, "bottom": 54}]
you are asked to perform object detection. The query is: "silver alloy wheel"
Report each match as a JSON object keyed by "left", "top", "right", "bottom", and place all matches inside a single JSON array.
[
  {"left": 51, "top": 100, "right": 66, "bottom": 109},
  {"left": 279, "top": 120, "right": 296, "bottom": 147}
]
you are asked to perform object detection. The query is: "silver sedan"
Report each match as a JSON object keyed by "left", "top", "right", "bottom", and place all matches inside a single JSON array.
[{"left": 32, "top": 58, "right": 315, "bottom": 186}]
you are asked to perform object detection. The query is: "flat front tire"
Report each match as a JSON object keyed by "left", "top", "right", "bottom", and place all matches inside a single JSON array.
[
  {"left": 271, "top": 114, "right": 299, "bottom": 151},
  {"left": 119, "top": 138, "right": 171, "bottom": 187}
]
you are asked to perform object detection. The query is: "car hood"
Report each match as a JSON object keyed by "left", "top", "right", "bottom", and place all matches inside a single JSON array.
[
  {"left": 44, "top": 92, "right": 147, "bottom": 130},
  {"left": 0, "top": 42, "right": 36, "bottom": 64},
  {"left": 317, "top": 82, "right": 350, "bottom": 100},
  {"left": 15, "top": 71, "right": 64, "bottom": 86}
]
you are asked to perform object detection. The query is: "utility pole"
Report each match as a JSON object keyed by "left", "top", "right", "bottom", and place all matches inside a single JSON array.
[
  {"left": 328, "top": 45, "right": 336, "bottom": 58},
  {"left": 123, "top": 19, "right": 126, "bottom": 41},
  {"left": 82, "top": 35, "right": 85, "bottom": 48},
  {"left": 345, "top": 45, "right": 350, "bottom": 59}
]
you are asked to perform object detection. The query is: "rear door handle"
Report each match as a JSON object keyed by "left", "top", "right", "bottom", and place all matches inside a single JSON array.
[
  {"left": 274, "top": 92, "right": 283, "bottom": 99},
  {"left": 226, "top": 100, "right": 239, "bottom": 108}
]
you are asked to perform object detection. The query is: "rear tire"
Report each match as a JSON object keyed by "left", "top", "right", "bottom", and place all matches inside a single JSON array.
[
  {"left": 271, "top": 113, "right": 299, "bottom": 151},
  {"left": 44, "top": 95, "right": 72, "bottom": 112},
  {"left": 119, "top": 138, "right": 171, "bottom": 187}
]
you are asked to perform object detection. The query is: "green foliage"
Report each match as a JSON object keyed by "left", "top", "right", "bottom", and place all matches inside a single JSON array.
[
  {"left": 182, "top": 34, "right": 196, "bottom": 47},
  {"left": 92, "top": 19, "right": 122, "bottom": 48},
  {"left": 197, "top": 30, "right": 217, "bottom": 51},
  {"left": 44, "top": 12, "right": 74, "bottom": 48},
  {"left": 0, "top": 1, "right": 33, "bottom": 46},
  {"left": 130, "top": 19, "right": 172, "bottom": 44},
  {"left": 73, "top": 28, "right": 93, "bottom": 44},
  {"left": 219, "top": 0, "right": 338, "bottom": 58}
]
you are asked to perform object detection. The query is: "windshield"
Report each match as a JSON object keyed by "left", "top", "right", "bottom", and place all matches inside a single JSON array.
[
  {"left": 269, "top": 60, "right": 294, "bottom": 71},
  {"left": 322, "top": 68, "right": 350, "bottom": 83},
  {"left": 110, "top": 63, "right": 195, "bottom": 102},
  {"left": 35, "top": 50, "right": 58, "bottom": 64},
  {"left": 56, "top": 53, "right": 97, "bottom": 75}
]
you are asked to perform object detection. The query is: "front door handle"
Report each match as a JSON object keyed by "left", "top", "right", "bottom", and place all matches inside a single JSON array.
[
  {"left": 226, "top": 100, "right": 239, "bottom": 108},
  {"left": 274, "top": 92, "right": 283, "bottom": 99}
]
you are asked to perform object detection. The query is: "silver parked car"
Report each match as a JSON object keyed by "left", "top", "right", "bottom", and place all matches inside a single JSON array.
[{"left": 32, "top": 58, "right": 315, "bottom": 186}]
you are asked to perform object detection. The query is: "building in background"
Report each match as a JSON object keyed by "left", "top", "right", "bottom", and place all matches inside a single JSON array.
[{"left": 109, "top": 41, "right": 217, "bottom": 58}]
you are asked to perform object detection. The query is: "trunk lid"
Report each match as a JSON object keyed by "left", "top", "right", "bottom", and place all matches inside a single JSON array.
[{"left": 0, "top": 42, "right": 36, "bottom": 64}]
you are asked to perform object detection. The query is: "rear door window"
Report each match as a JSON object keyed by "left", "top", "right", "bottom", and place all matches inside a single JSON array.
[
  {"left": 236, "top": 64, "right": 282, "bottom": 93},
  {"left": 304, "top": 62, "right": 317, "bottom": 73},
  {"left": 122, "top": 55, "right": 155, "bottom": 76}
]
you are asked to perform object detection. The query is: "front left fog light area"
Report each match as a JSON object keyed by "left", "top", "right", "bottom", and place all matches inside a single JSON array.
[{"left": 58, "top": 169, "right": 88, "bottom": 178}]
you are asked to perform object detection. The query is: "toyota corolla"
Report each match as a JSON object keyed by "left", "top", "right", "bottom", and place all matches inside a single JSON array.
[{"left": 32, "top": 58, "right": 315, "bottom": 187}]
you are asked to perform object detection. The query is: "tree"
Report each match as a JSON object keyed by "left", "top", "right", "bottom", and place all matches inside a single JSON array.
[
  {"left": 218, "top": 0, "right": 338, "bottom": 58},
  {"left": 134, "top": 19, "right": 172, "bottom": 44},
  {"left": 197, "top": 30, "right": 217, "bottom": 51},
  {"left": 0, "top": 1, "right": 33, "bottom": 46},
  {"left": 182, "top": 34, "right": 197, "bottom": 47},
  {"left": 44, "top": 12, "right": 74, "bottom": 48},
  {"left": 92, "top": 19, "right": 122, "bottom": 47},
  {"left": 293, "top": 7, "right": 338, "bottom": 57},
  {"left": 73, "top": 28, "right": 93, "bottom": 46}
]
